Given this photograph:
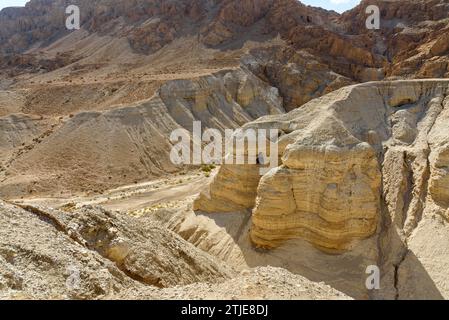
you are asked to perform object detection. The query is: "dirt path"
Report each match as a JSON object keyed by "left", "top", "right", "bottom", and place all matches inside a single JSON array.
[
  {"left": 11, "top": 170, "right": 213, "bottom": 212},
  {"left": 98, "top": 175, "right": 207, "bottom": 211}
]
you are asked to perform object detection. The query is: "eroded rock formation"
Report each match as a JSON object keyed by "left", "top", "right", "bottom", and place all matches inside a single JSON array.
[
  {"left": 0, "top": 68, "right": 284, "bottom": 197},
  {"left": 0, "top": 200, "right": 351, "bottom": 300},
  {"left": 0, "top": 200, "right": 235, "bottom": 298},
  {"left": 1, "top": 0, "right": 449, "bottom": 301},
  {"left": 195, "top": 79, "right": 449, "bottom": 298}
]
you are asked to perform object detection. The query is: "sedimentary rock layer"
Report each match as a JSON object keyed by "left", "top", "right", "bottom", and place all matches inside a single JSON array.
[
  {"left": 0, "top": 68, "right": 284, "bottom": 197},
  {"left": 195, "top": 80, "right": 449, "bottom": 255}
]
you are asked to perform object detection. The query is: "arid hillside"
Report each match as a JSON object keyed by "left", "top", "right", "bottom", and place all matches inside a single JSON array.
[
  {"left": 0, "top": 0, "right": 449, "bottom": 301},
  {"left": 0, "top": 0, "right": 449, "bottom": 197},
  {"left": 0, "top": 0, "right": 448, "bottom": 196}
]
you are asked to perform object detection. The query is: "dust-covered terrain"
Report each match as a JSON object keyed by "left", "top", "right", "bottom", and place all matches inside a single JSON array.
[{"left": 1, "top": 0, "right": 449, "bottom": 300}]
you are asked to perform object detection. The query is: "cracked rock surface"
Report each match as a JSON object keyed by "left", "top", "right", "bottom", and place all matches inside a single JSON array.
[
  {"left": 0, "top": 200, "right": 350, "bottom": 300},
  {"left": 0, "top": 200, "right": 235, "bottom": 299}
]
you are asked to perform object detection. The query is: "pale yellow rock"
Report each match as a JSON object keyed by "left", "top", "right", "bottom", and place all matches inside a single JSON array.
[
  {"left": 195, "top": 80, "right": 449, "bottom": 258},
  {"left": 189, "top": 80, "right": 449, "bottom": 299},
  {"left": 251, "top": 143, "right": 381, "bottom": 251},
  {"left": 193, "top": 164, "right": 261, "bottom": 213}
]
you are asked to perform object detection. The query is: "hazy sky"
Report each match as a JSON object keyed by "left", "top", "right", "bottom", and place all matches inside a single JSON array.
[
  {"left": 0, "top": 0, "right": 361, "bottom": 13},
  {"left": 301, "top": 0, "right": 361, "bottom": 13},
  {"left": 0, "top": 0, "right": 29, "bottom": 10}
]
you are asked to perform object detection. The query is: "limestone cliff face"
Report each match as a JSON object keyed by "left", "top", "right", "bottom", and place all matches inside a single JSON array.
[
  {"left": 251, "top": 143, "right": 381, "bottom": 252},
  {"left": 242, "top": 46, "right": 354, "bottom": 112},
  {"left": 194, "top": 80, "right": 449, "bottom": 298},
  {"left": 195, "top": 80, "right": 449, "bottom": 259},
  {"left": 341, "top": 0, "right": 449, "bottom": 79}
]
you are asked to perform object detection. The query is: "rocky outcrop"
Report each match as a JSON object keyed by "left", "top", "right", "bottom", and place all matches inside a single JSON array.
[
  {"left": 1, "top": 0, "right": 447, "bottom": 81},
  {"left": 0, "top": 200, "right": 235, "bottom": 299},
  {"left": 341, "top": 0, "right": 449, "bottom": 79},
  {"left": 242, "top": 46, "right": 355, "bottom": 112},
  {"left": 195, "top": 80, "right": 449, "bottom": 298},
  {"left": 194, "top": 164, "right": 261, "bottom": 213},
  {"left": 0, "top": 200, "right": 353, "bottom": 300},
  {"left": 251, "top": 143, "right": 381, "bottom": 252}
]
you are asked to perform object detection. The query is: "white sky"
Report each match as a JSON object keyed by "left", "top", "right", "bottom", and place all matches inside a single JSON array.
[
  {"left": 0, "top": 0, "right": 29, "bottom": 10},
  {"left": 300, "top": 0, "right": 361, "bottom": 13}
]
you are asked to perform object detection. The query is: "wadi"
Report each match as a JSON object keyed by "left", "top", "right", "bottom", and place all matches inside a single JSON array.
[{"left": 0, "top": 0, "right": 449, "bottom": 300}]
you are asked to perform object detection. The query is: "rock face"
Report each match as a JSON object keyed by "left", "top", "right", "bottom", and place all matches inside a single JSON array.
[
  {"left": 195, "top": 79, "right": 449, "bottom": 298},
  {"left": 0, "top": 200, "right": 352, "bottom": 300},
  {"left": 242, "top": 46, "right": 355, "bottom": 112},
  {"left": 0, "top": 200, "right": 235, "bottom": 298},
  {"left": 1, "top": 0, "right": 448, "bottom": 79},
  {"left": 341, "top": 0, "right": 449, "bottom": 79},
  {"left": 251, "top": 143, "right": 381, "bottom": 252}
]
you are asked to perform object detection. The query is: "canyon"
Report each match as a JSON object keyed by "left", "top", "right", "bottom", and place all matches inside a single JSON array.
[{"left": 0, "top": 0, "right": 449, "bottom": 300}]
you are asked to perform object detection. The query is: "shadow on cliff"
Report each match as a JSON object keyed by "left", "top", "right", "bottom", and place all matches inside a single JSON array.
[
  {"left": 194, "top": 209, "right": 445, "bottom": 300},
  {"left": 377, "top": 225, "right": 445, "bottom": 300},
  {"left": 393, "top": 249, "right": 444, "bottom": 300}
]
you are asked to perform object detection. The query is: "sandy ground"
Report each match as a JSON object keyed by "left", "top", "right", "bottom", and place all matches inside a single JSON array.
[{"left": 11, "top": 169, "right": 215, "bottom": 212}]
